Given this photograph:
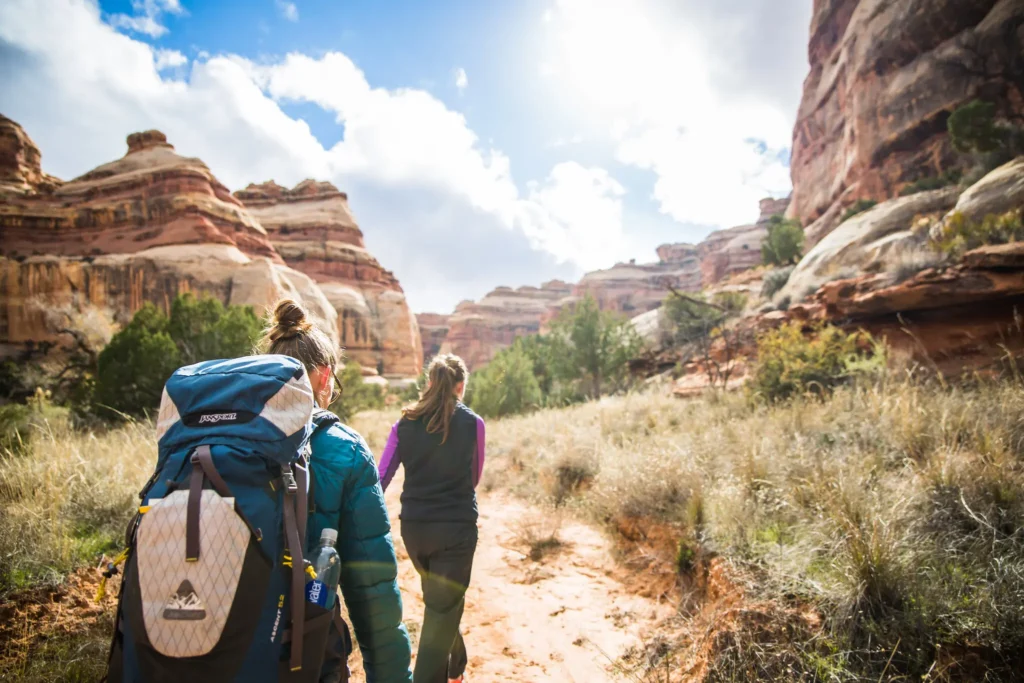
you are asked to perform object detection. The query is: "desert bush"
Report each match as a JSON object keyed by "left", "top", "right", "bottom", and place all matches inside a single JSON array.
[
  {"left": 748, "top": 322, "right": 884, "bottom": 403},
  {"left": 760, "top": 266, "right": 794, "bottom": 299},
  {"left": 466, "top": 344, "right": 542, "bottom": 418},
  {"left": 899, "top": 168, "right": 963, "bottom": 196},
  {"left": 93, "top": 295, "right": 263, "bottom": 418},
  {"left": 546, "top": 294, "right": 644, "bottom": 399},
  {"left": 949, "top": 99, "right": 1024, "bottom": 178},
  {"left": 840, "top": 199, "right": 877, "bottom": 223},
  {"left": 92, "top": 304, "right": 181, "bottom": 418},
  {"left": 761, "top": 215, "right": 804, "bottom": 267},
  {"left": 931, "top": 209, "right": 1024, "bottom": 259},
  {"left": 328, "top": 362, "right": 386, "bottom": 422}
]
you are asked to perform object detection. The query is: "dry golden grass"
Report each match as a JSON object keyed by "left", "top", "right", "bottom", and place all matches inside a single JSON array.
[
  {"left": 363, "top": 380, "right": 1024, "bottom": 681},
  {"left": 4, "top": 376, "right": 1024, "bottom": 681}
]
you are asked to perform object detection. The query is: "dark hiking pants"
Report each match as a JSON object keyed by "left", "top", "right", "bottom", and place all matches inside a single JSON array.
[{"left": 401, "top": 521, "right": 478, "bottom": 683}]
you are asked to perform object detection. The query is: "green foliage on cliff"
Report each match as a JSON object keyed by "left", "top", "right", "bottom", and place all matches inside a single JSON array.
[
  {"left": 840, "top": 199, "right": 878, "bottom": 223},
  {"left": 761, "top": 215, "right": 805, "bottom": 266},
  {"left": 931, "top": 209, "right": 1024, "bottom": 259}
]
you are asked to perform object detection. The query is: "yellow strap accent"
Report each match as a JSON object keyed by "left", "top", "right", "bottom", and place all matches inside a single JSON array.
[
  {"left": 138, "top": 505, "right": 150, "bottom": 514},
  {"left": 305, "top": 564, "right": 317, "bottom": 580},
  {"left": 94, "top": 548, "right": 130, "bottom": 603}
]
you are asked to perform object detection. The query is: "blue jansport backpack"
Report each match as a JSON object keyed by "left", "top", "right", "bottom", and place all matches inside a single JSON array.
[{"left": 106, "top": 355, "right": 342, "bottom": 682}]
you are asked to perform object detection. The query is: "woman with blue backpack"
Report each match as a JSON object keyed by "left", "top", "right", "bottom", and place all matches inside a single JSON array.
[
  {"left": 105, "top": 298, "right": 411, "bottom": 683},
  {"left": 263, "top": 299, "right": 414, "bottom": 682},
  {"left": 378, "top": 354, "right": 485, "bottom": 683}
]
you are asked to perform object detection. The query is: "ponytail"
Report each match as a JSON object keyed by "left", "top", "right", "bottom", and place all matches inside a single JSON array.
[{"left": 402, "top": 354, "right": 468, "bottom": 442}]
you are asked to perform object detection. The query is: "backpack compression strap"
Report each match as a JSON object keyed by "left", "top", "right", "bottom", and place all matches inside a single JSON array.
[
  {"left": 185, "top": 446, "right": 262, "bottom": 562},
  {"left": 282, "top": 467, "right": 307, "bottom": 672}
]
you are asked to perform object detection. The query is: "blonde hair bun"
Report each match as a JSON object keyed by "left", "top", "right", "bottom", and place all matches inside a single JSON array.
[{"left": 268, "top": 299, "right": 313, "bottom": 342}]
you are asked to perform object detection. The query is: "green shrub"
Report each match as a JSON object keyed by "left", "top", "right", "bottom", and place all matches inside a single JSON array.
[
  {"left": 93, "top": 295, "right": 263, "bottom": 417},
  {"left": 761, "top": 215, "right": 805, "bottom": 267},
  {"left": 546, "top": 294, "right": 643, "bottom": 399},
  {"left": 899, "top": 168, "right": 963, "bottom": 196},
  {"left": 711, "top": 291, "right": 748, "bottom": 314},
  {"left": 949, "top": 100, "right": 1024, "bottom": 178},
  {"left": 167, "top": 293, "right": 261, "bottom": 365},
  {"left": 931, "top": 209, "right": 1024, "bottom": 259},
  {"left": 93, "top": 304, "right": 181, "bottom": 417},
  {"left": 950, "top": 100, "right": 1006, "bottom": 154},
  {"left": 660, "top": 292, "right": 726, "bottom": 346},
  {"left": 761, "top": 266, "right": 794, "bottom": 299},
  {"left": 328, "top": 362, "right": 385, "bottom": 422},
  {"left": 748, "top": 322, "right": 883, "bottom": 402},
  {"left": 840, "top": 199, "right": 878, "bottom": 223},
  {"left": 467, "top": 344, "right": 542, "bottom": 418}
]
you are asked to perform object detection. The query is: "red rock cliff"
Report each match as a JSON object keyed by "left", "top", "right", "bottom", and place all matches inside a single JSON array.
[
  {"left": 0, "top": 118, "right": 336, "bottom": 360},
  {"left": 789, "top": 0, "right": 1024, "bottom": 245},
  {"left": 416, "top": 313, "right": 450, "bottom": 364},
  {"left": 441, "top": 281, "right": 573, "bottom": 370},
  {"left": 235, "top": 180, "right": 423, "bottom": 378},
  {"left": 1, "top": 122, "right": 279, "bottom": 262}
]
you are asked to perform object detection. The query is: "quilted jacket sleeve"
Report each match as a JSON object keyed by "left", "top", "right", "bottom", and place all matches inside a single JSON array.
[{"left": 309, "top": 422, "right": 412, "bottom": 683}]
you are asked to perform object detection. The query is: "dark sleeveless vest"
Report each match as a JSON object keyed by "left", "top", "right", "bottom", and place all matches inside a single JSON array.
[{"left": 397, "top": 403, "right": 479, "bottom": 523}]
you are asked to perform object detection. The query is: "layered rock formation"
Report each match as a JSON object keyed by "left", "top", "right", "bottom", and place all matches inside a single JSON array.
[
  {"left": 0, "top": 118, "right": 336, "bottom": 360},
  {"left": 698, "top": 197, "right": 790, "bottom": 285},
  {"left": 1, "top": 122, "right": 279, "bottom": 261},
  {"left": 563, "top": 248, "right": 703, "bottom": 318},
  {"left": 416, "top": 313, "right": 450, "bottom": 364},
  {"left": 789, "top": 0, "right": 1024, "bottom": 246},
  {"left": 440, "top": 281, "right": 573, "bottom": 370},
  {"left": 234, "top": 180, "right": 422, "bottom": 378},
  {"left": 436, "top": 196, "right": 791, "bottom": 369}
]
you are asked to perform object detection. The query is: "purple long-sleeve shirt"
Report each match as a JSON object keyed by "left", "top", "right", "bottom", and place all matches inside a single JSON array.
[{"left": 378, "top": 415, "right": 486, "bottom": 492}]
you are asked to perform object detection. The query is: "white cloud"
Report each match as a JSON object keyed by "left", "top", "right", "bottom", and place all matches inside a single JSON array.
[
  {"left": 276, "top": 0, "right": 298, "bottom": 22},
  {"left": 108, "top": 0, "right": 184, "bottom": 38},
  {"left": 454, "top": 67, "right": 468, "bottom": 92},
  {"left": 0, "top": 0, "right": 610, "bottom": 311},
  {"left": 543, "top": 0, "right": 807, "bottom": 228},
  {"left": 154, "top": 47, "right": 187, "bottom": 70},
  {"left": 524, "top": 162, "right": 626, "bottom": 269}
]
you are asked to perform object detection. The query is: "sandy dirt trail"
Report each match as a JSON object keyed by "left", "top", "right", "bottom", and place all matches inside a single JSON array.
[{"left": 348, "top": 474, "right": 672, "bottom": 682}]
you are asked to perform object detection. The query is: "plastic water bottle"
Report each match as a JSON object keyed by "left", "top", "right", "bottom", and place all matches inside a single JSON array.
[{"left": 305, "top": 528, "right": 340, "bottom": 609}]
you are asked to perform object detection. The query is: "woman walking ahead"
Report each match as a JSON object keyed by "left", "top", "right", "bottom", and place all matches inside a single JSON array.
[
  {"left": 262, "top": 300, "right": 413, "bottom": 683},
  {"left": 378, "top": 354, "right": 485, "bottom": 683}
]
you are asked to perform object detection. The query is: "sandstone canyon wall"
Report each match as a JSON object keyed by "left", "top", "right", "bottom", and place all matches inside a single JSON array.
[
  {"left": 440, "top": 281, "right": 573, "bottom": 370},
  {"left": 416, "top": 313, "right": 450, "bottom": 364},
  {"left": 0, "top": 117, "right": 419, "bottom": 379},
  {"left": 437, "top": 196, "right": 790, "bottom": 369},
  {"left": 234, "top": 181, "right": 422, "bottom": 378},
  {"left": 789, "top": 0, "right": 1024, "bottom": 246}
]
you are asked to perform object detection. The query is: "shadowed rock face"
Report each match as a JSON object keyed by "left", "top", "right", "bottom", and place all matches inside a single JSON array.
[
  {"left": 416, "top": 313, "right": 450, "bottom": 364},
  {"left": 0, "top": 117, "right": 337, "bottom": 361},
  {"left": 235, "top": 180, "right": 423, "bottom": 378},
  {"left": 789, "top": 0, "right": 1024, "bottom": 245}
]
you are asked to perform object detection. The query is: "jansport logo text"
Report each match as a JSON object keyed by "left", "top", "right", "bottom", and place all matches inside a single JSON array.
[{"left": 198, "top": 412, "right": 238, "bottom": 425}]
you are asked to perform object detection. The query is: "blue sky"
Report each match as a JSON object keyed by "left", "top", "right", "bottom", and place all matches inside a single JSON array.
[{"left": 0, "top": 0, "right": 812, "bottom": 312}]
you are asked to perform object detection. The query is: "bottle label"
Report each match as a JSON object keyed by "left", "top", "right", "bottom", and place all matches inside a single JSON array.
[{"left": 305, "top": 579, "right": 328, "bottom": 607}]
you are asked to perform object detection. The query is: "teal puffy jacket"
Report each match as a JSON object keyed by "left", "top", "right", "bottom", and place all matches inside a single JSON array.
[{"left": 306, "top": 409, "right": 413, "bottom": 683}]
